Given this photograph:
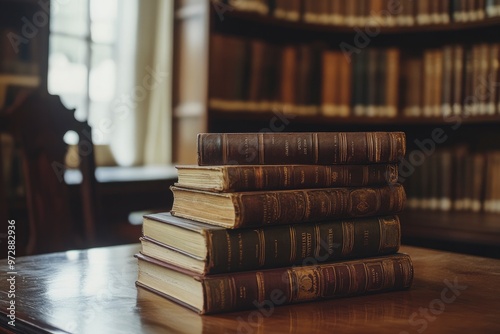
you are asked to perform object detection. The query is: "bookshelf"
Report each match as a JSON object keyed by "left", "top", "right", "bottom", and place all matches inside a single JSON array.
[
  {"left": 0, "top": 0, "right": 49, "bottom": 207},
  {"left": 172, "top": 0, "right": 500, "bottom": 256}
]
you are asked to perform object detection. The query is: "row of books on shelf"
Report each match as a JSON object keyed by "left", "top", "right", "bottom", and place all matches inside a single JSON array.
[
  {"left": 405, "top": 149, "right": 500, "bottom": 213},
  {"left": 223, "top": 0, "right": 500, "bottom": 26},
  {"left": 209, "top": 34, "right": 500, "bottom": 118},
  {"left": 0, "top": 28, "right": 40, "bottom": 76},
  {"left": 136, "top": 132, "right": 414, "bottom": 314}
]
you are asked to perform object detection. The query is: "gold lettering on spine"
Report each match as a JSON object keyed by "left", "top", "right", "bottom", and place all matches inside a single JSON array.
[
  {"left": 313, "top": 133, "right": 319, "bottom": 164},
  {"left": 314, "top": 225, "right": 321, "bottom": 258},
  {"left": 382, "top": 259, "right": 396, "bottom": 289},
  {"left": 341, "top": 222, "right": 355, "bottom": 256},
  {"left": 229, "top": 277, "right": 237, "bottom": 308},
  {"left": 256, "top": 230, "right": 265, "bottom": 266},
  {"left": 289, "top": 225, "right": 296, "bottom": 262},
  {"left": 256, "top": 272, "right": 265, "bottom": 303},
  {"left": 340, "top": 133, "right": 348, "bottom": 163},
  {"left": 348, "top": 264, "right": 357, "bottom": 294},
  {"left": 238, "top": 233, "right": 244, "bottom": 266},
  {"left": 367, "top": 132, "right": 374, "bottom": 163},
  {"left": 389, "top": 132, "right": 395, "bottom": 162},
  {"left": 375, "top": 133, "right": 382, "bottom": 163},
  {"left": 283, "top": 166, "right": 289, "bottom": 187},
  {"left": 400, "top": 257, "right": 413, "bottom": 287},
  {"left": 222, "top": 134, "right": 228, "bottom": 164},
  {"left": 286, "top": 270, "right": 294, "bottom": 303},
  {"left": 258, "top": 133, "right": 265, "bottom": 163},
  {"left": 225, "top": 232, "right": 232, "bottom": 269}
]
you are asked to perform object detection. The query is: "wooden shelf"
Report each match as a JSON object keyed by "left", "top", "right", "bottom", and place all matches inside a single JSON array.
[
  {"left": 216, "top": 10, "right": 500, "bottom": 36},
  {"left": 0, "top": 74, "right": 40, "bottom": 87},
  {"left": 209, "top": 109, "right": 500, "bottom": 127}
]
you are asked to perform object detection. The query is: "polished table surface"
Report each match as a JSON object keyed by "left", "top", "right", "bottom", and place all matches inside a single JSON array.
[{"left": 1, "top": 244, "right": 499, "bottom": 334}]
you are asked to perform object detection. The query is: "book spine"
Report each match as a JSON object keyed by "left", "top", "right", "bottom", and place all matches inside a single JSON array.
[
  {"left": 202, "top": 253, "right": 413, "bottom": 314},
  {"left": 197, "top": 132, "right": 406, "bottom": 165},
  {"left": 234, "top": 184, "right": 406, "bottom": 228},
  {"left": 222, "top": 164, "right": 398, "bottom": 191},
  {"left": 207, "top": 216, "right": 401, "bottom": 273}
]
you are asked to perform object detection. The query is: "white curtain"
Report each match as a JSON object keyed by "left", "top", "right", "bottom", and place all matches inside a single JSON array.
[{"left": 110, "top": 0, "right": 172, "bottom": 166}]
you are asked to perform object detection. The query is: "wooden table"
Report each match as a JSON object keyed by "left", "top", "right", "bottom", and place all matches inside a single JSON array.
[{"left": 1, "top": 244, "right": 499, "bottom": 333}]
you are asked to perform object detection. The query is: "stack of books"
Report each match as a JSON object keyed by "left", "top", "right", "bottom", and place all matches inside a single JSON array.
[{"left": 135, "top": 132, "right": 414, "bottom": 314}]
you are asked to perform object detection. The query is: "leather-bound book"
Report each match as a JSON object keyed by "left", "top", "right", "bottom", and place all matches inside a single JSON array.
[
  {"left": 441, "top": 45, "right": 454, "bottom": 117},
  {"left": 338, "top": 51, "right": 353, "bottom": 117},
  {"left": 170, "top": 184, "right": 406, "bottom": 228},
  {"left": 487, "top": 44, "right": 498, "bottom": 115},
  {"left": 433, "top": 49, "right": 444, "bottom": 117},
  {"left": 321, "top": 50, "right": 340, "bottom": 116},
  {"left": 140, "top": 212, "right": 401, "bottom": 275},
  {"left": 366, "top": 48, "right": 378, "bottom": 117},
  {"left": 280, "top": 45, "right": 298, "bottom": 110},
  {"left": 452, "top": 45, "right": 464, "bottom": 116},
  {"left": 385, "top": 48, "right": 400, "bottom": 118},
  {"left": 197, "top": 132, "right": 406, "bottom": 165},
  {"left": 175, "top": 163, "right": 398, "bottom": 192},
  {"left": 247, "top": 39, "right": 267, "bottom": 112},
  {"left": 136, "top": 252, "right": 413, "bottom": 314}
]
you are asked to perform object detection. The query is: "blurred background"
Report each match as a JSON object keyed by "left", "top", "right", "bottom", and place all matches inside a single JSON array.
[{"left": 1, "top": 0, "right": 499, "bottom": 257}]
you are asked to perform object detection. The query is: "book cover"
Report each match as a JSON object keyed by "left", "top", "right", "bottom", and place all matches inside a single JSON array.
[
  {"left": 141, "top": 212, "right": 401, "bottom": 274},
  {"left": 136, "top": 252, "right": 413, "bottom": 314}
]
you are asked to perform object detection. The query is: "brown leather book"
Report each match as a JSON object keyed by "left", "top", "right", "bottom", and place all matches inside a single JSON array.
[
  {"left": 478, "top": 44, "right": 489, "bottom": 115},
  {"left": 197, "top": 132, "right": 406, "bottom": 165},
  {"left": 433, "top": 49, "right": 444, "bottom": 117},
  {"left": 466, "top": 0, "right": 476, "bottom": 21},
  {"left": 487, "top": 44, "right": 499, "bottom": 115},
  {"left": 338, "top": 51, "right": 353, "bottom": 117},
  {"left": 208, "top": 34, "right": 225, "bottom": 107},
  {"left": 429, "top": 0, "right": 441, "bottom": 23},
  {"left": 248, "top": 39, "right": 267, "bottom": 112},
  {"left": 295, "top": 44, "right": 321, "bottom": 115},
  {"left": 471, "top": 153, "right": 486, "bottom": 212},
  {"left": 438, "top": 150, "right": 453, "bottom": 211},
  {"left": 175, "top": 163, "right": 399, "bottom": 192},
  {"left": 303, "top": 0, "right": 316, "bottom": 23},
  {"left": 321, "top": 50, "right": 340, "bottom": 116},
  {"left": 385, "top": 48, "right": 400, "bottom": 118},
  {"left": 171, "top": 184, "right": 406, "bottom": 228},
  {"left": 416, "top": 0, "right": 431, "bottom": 24},
  {"left": 423, "top": 50, "right": 434, "bottom": 117},
  {"left": 280, "top": 45, "right": 298, "bottom": 109},
  {"left": 135, "top": 252, "right": 413, "bottom": 314},
  {"left": 344, "top": 0, "right": 356, "bottom": 26},
  {"left": 403, "top": 55, "right": 423, "bottom": 117},
  {"left": 208, "top": 34, "right": 249, "bottom": 111},
  {"left": 330, "top": 0, "right": 344, "bottom": 25},
  {"left": 140, "top": 212, "right": 401, "bottom": 275},
  {"left": 287, "top": 0, "right": 301, "bottom": 21},
  {"left": 441, "top": 46, "right": 454, "bottom": 117},
  {"left": 463, "top": 46, "right": 474, "bottom": 116},
  {"left": 366, "top": 48, "right": 378, "bottom": 117},
  {"left": 452, "top": 45, "right": 464, "bottom": 116}
]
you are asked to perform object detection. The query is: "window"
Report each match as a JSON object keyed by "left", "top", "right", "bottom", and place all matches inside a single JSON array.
[{"left": 48, "top": 0, "right": 123, "bottom": 145}]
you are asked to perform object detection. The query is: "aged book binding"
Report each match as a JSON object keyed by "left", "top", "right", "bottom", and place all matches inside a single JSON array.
[
  {"left": 136, "top": 253, "right": 413, "bottom": 314},
  {"left": 197, "top": 132, "right": 406, "bottom": 166},
  {"left": 175, "top": 164, "right": 398, "bottom": 192},
  {"left": 170, "top": 184, "right": 406, "bottom": 228},
  {"left": 141, "top": 212, "right": 401, "bottom": 274}
]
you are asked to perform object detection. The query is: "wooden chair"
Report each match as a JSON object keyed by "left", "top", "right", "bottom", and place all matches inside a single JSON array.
[{"left": 6, "top": 89, "right": 99, "bottom": 254}]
